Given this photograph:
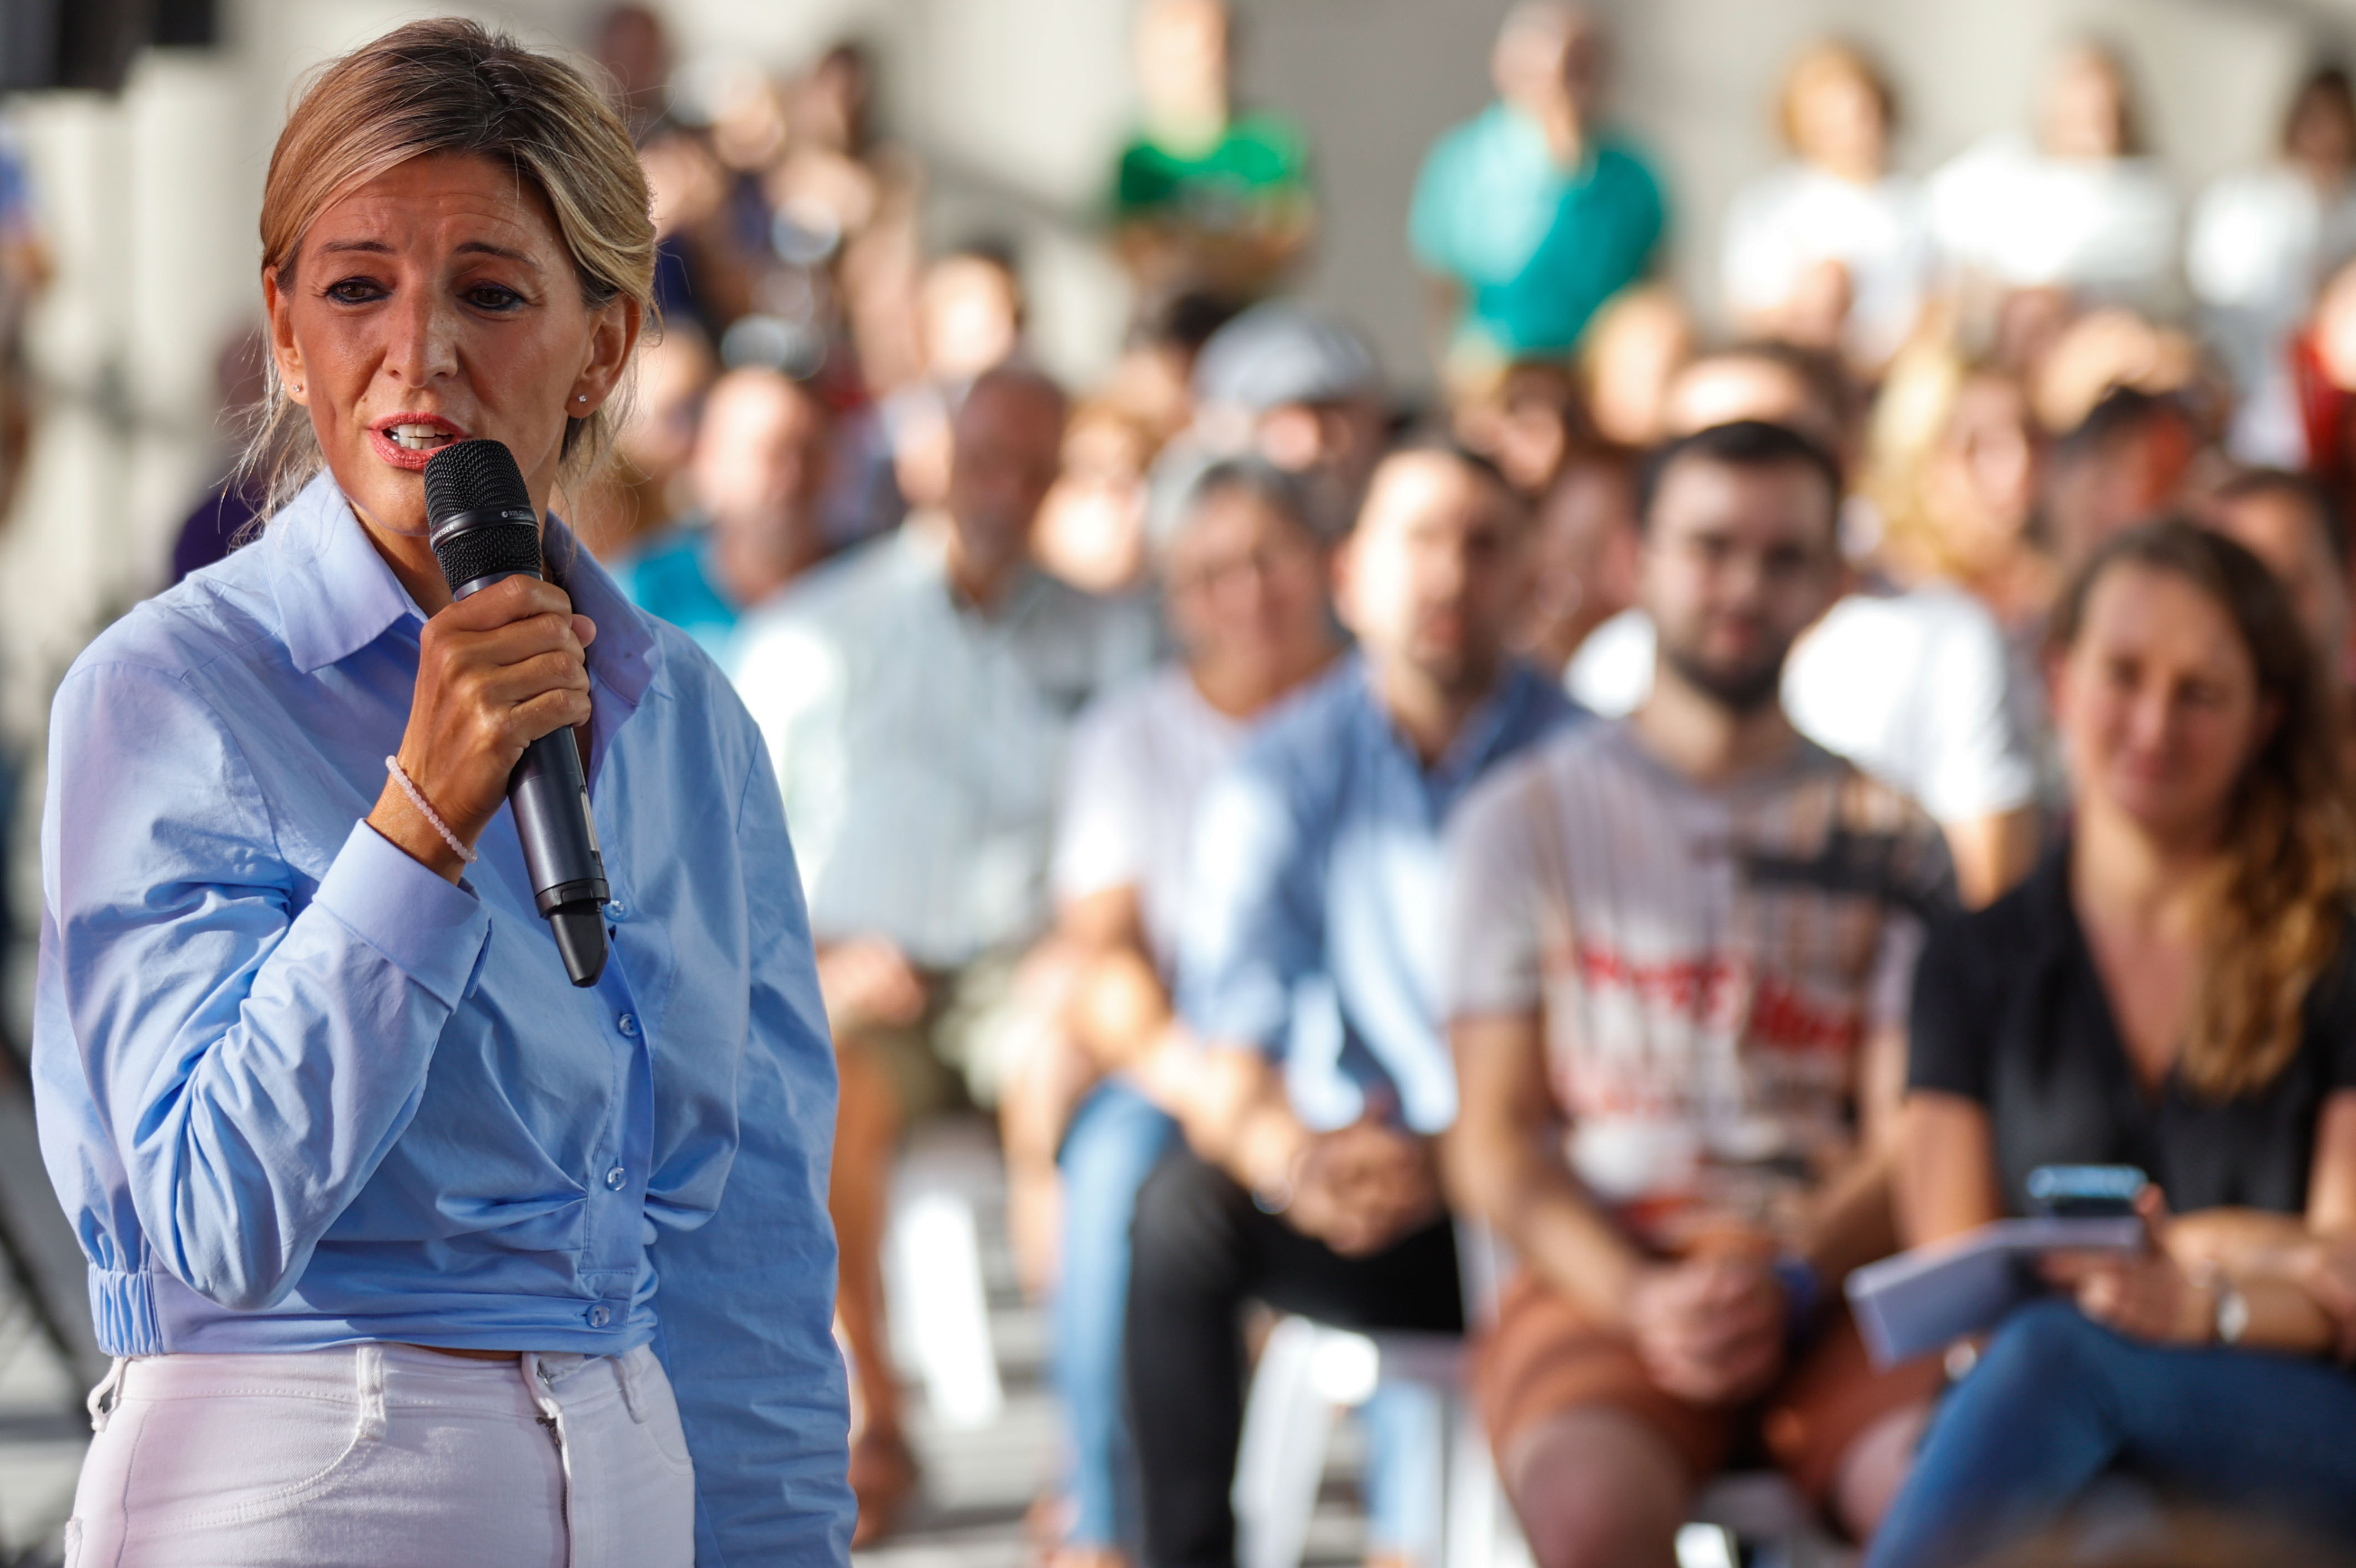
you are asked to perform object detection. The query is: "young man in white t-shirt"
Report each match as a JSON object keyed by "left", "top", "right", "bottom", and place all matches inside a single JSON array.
[
  {"left": 1570, "top": 346, "right": 2040, "bottom": 907},
  {"left": 1445, "top": 421, "right": 1955, "bottom": 1566}
]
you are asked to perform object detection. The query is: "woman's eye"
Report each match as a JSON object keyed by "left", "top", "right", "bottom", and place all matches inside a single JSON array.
[
  {"left": 466, "top": 285, "right": 524, "bottom": 311},
  {"left": 324, "top": 277, "right": 384, "bottom": 304}
]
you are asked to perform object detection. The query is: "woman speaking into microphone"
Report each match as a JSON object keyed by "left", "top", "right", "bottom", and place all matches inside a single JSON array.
[{"left": 32, "top": 19, "right": 848, "bottom": 1566}]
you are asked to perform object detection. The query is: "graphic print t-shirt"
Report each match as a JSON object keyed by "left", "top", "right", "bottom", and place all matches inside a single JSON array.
[{"left": 1445, "top": 720, "right": 1954, "bottom": 1248}]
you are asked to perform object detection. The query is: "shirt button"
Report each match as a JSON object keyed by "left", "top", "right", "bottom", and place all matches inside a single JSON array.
[
  {"left": 604, "top": 1165, "right": 626, "bottom": 1190},
  {"left": 587, "top": 1304, "right": 612, "bottom": 1328},
  {"left": 604, "top": 899, "right": 627, "bottom": 922},
  {"left": 617, "top": 1013, "right": 639, "bottom": 1037}
]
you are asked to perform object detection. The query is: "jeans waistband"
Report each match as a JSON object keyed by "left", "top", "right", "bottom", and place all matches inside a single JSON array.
[{"left": 106, "top": 1341, "right": 637, "bottom": 1415}]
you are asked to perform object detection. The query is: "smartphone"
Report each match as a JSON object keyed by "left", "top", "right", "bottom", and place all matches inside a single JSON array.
[{"left": 2025, "top": 1165, "right": 2149, "bottom": 1218}]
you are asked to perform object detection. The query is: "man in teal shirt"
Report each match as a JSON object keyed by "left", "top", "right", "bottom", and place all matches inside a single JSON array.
[{"left": 1411, "top": 4, "right": 1666, "bottom": 363}]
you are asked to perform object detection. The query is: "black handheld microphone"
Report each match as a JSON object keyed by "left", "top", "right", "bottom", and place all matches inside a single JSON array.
[{"left": 422, "top": 439, "right": 609, "bottom": 987}]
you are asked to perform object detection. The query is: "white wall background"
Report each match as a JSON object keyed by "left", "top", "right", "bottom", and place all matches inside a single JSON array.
[{"left": 1, "top": 0, "right": 2352, "bottom": 1029}]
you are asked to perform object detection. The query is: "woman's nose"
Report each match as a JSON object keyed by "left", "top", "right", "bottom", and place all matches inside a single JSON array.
[
  {"left": 380, "top": 289, "right": 461, "bottom": 388},
  {"left": 2123, "top": 686, "right": 2178, "bottom": 750}
]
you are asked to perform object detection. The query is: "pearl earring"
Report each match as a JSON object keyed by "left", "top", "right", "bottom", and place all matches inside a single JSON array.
[{"left": 576, "top": 394, "right": 588, "bottom": 403}]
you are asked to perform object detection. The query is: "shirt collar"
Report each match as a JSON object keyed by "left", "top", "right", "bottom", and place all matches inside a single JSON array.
[
  {"left": 269, "top": 473, "right": 419, "bottom": 674},
  {"left": 266, "top": 470, "right": 664, "bottom": 707},
  {"left": 548, "top": 517, "right": 661, "bottom": 708},
  {"left": 1352, "top": 654, "right": 1547, "bottom": 796}
]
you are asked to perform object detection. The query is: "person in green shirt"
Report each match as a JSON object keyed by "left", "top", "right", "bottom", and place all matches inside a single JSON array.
[
  {"left": 1112, "top": 0, "right": 1314, "bottom": 305},
  {"left": 1411, "top": 4, "right": 1667, "bottom": 371}
]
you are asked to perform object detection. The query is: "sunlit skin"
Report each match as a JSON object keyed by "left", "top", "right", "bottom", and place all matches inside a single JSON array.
[
  {"left": 2050, "top": 564, "right": 2273, "bottom": 847},
  {"left": 264, "top": 151, "right": 641, "bottom": 884},
  {"left": 1925, "top": 373, "right": 2041, "bottom": 577},
  {"left": 1333, "top": 451, "right": 1533, "bottom": 753},
  {"left": 1640, "top": 457, "right": 1842, "bottom": 723},
  {"left": 1788, "top": 51, "right": 1887, "bottom": 186},
  {"left": 2042, "top": 47, "right": 2131, "bottom": 163},
  {"left": 1493, "top": 4, "right": 1604, "bottom": 166},
  {"left": 1135, "top": 0, "right": 1232, "bottom": 151},
  {"left": 942, "top": 373, "right": 1067, "bottom": 608},
  {"left": 1163, "top": 485, "right": 1337, "bottom": 716},
  {"left": 690, "top": 369, "right": 832, "bottom": 609}
]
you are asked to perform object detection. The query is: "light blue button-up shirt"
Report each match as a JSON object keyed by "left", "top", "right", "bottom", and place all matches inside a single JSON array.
[
  {"left": 1177, "top": 657, "right": 1582, "bottom": 1133},
  {"left": 33, "top": 474, "right": 851, "bottom": 1562}
]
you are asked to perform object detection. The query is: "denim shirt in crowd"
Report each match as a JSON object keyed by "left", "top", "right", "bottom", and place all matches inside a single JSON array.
[
  {"left": 1177, "top": 656, "right": 1583, "bottom": 1133},
  {"left": 32, "top": 474, "right": 852, "bottom": 1562}
]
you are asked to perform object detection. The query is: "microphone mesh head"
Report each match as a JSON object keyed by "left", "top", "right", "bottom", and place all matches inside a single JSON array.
[
  {"left": 423, "top": 438, "right": 532, "bottom": 530},
  {"left": 424, "top": 439, "right": 541, "bottom": 594},
  {"left": 434, "top": 525, "right": 543, "bottom": 593}
]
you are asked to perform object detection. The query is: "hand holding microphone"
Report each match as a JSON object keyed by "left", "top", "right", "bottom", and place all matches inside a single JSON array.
[
  {"left": 365, "top": 438, "right": 611, "bottom": 985},
  {"left": 376, "top": 578, "right": 594, "bottom": 865}
]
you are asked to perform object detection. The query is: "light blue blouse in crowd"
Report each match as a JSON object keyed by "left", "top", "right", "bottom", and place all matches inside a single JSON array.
[{"left": 32, "top": 474, "right": 851, "bottom": 1562}]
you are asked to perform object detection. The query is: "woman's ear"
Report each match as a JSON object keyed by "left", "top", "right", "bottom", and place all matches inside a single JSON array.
[
  {"left": 262, "top": 267, "right": 307, "bottom": 403},
  {"left": 569, "top": 296, "right": 643, "bottom": 415}
]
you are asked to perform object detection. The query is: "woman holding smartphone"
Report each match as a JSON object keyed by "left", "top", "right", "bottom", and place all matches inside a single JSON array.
[{"left": 1868, "top": 520, "right": 2356, "bottom": 1568}]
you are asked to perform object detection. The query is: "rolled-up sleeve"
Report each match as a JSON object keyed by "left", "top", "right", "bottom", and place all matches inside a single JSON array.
[
  {"left": 46, "top": 661, "right": 487, "bottom": 1312},
  {"left": 650, "top": 740, "right": 852, "bottom": 1565}
]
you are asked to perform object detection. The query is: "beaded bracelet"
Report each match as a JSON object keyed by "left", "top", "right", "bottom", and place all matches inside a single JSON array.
[{"left": 383, "top": 755, "right": 478, "bottom": 865}]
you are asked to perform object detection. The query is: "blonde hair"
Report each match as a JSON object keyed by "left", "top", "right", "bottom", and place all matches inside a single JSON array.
[
  {"left": 247, "top": 18, "right": 657, "bottom": 516},
  {"left": 1776, "top": 39, "right": 1895, "bottom": 153}
]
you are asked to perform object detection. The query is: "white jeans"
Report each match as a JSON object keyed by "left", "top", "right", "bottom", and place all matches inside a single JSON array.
[{"left": 64, "top": 1342, "right": 696, "bottom": 1568}]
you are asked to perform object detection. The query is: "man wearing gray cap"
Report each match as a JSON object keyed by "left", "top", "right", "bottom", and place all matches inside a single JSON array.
[{"left": 1148, "top": 299, "right": 1394, "bottom": 543}]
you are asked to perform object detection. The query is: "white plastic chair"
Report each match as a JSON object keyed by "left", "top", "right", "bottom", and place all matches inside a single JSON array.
[
  {"left": 883, "top": 1132, "right": 1005, "bottom": 1431},
  {"left": 1232, "top": 1320, "right": 1514, "bottom": 1568}
]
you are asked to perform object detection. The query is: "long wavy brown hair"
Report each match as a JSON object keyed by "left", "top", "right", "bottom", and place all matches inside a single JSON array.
[{"left": 2050, "top": 518, "right": 2356, "bottom": 1099}]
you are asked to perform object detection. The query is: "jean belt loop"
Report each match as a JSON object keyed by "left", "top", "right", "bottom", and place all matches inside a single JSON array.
[
  {"left": 615, "top": 1346, "right": 651, "bottom": 1424},
  {"left": 355, "top": 1342, "right": 388, "bottom": 1440},
  {"left": 85, "top": 1357, "right": 127, "bottom": 1434}
]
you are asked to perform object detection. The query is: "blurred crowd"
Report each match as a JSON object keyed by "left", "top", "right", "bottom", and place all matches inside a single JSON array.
[{"left": 114, "top": 1, "right": 2356, "bottom": 1565}]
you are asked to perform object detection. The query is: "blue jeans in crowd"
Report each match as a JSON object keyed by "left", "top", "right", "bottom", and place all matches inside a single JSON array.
[
  {"left": 1054, "top": 1081, "right": 1177, "bottom": 1549},
  {"left": 1050, "top": 1081, "right": 1445, "bottom": 1559},
  {"left": 1866, "top": 1299, "right": 2356, "bottom": 1568}
]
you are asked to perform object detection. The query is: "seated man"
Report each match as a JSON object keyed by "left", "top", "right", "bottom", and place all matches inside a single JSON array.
[
  {"left": 1126, "top": 438, "right": 1581, "bottom": 1568},
  {"left": 613, "top": 364, "right": 835, "bottom": 660},
  {"left": 1010, "top": 459, "right": 1342, "bottom": 1566},
  {"left": 1445, "top": 421, "right": 1956, "bottom": 1566},
  {"left": 1572, "top": 348, "right": 2040, "bottom": 904},
  {"left": 734, "top": 365, "right": 1157, "bottom": 1542}
]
